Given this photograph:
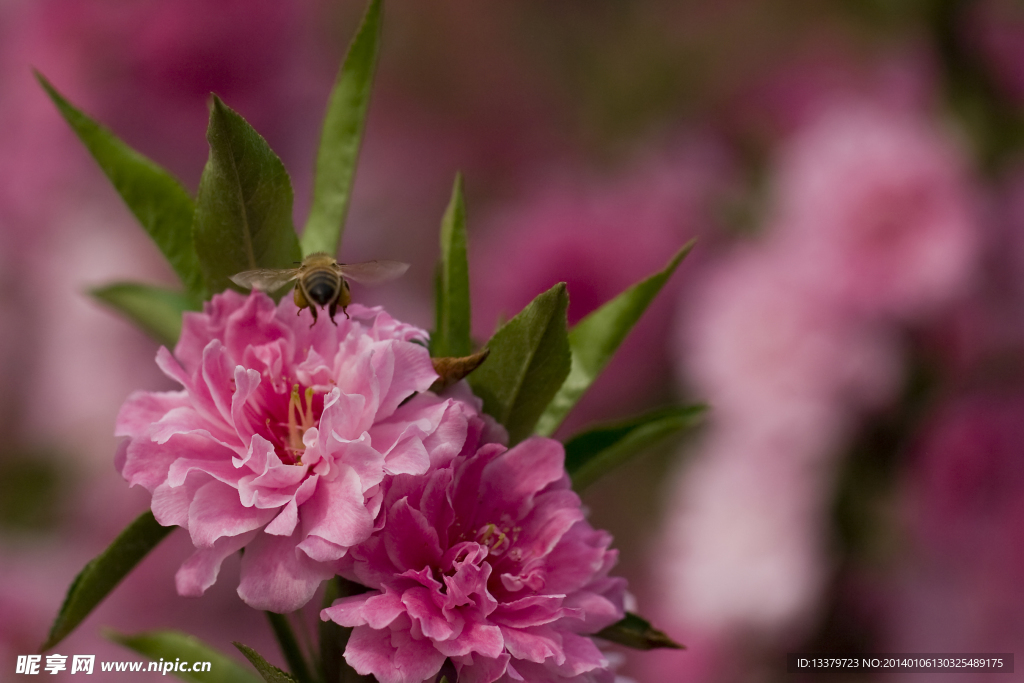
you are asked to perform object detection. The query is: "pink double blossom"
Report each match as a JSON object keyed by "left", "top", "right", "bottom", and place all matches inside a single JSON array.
[
  {"left": 681, "top": 245, "right": 900, "bottom": 429},
  {"left": 116, "top": 290, "right": 494, "bottom": 612},
  {"left": 323, "top": 437, "right": 626, "bottom": 683},
  {"left": 772, "top": 102, "right": 978, "bottom": 320}
]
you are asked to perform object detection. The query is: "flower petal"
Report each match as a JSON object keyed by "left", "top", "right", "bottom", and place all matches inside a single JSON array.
[
  {"left": 237, "top": 530, "right": 334, "bottom": 612},
  {"left": 175, "top": 530, "right": 257, "bottom": 597},
  {"left": 344, "top": 623, "right": 446, "bottom": 683}
]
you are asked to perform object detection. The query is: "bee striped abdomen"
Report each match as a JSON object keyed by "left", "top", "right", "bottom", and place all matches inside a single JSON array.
[{"left": 303, "top": 268, "right": 341, "bottom": 306}]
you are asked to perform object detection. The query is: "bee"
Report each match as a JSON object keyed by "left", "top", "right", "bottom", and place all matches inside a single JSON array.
[{"left": 230, "top": 252, "right": 409, "bottom": 326}]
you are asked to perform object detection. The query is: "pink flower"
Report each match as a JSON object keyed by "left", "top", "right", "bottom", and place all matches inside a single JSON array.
[
  {"left": 681, "top": 245, "right": 900, "bottom": 429},
  {"left": 654, "top": 430, "right": 832, "bottom": 638},
  {"left": 322, "top": 437, "right": 626, "bottom": 683},
  {"left": 772, "top": 102, "right": 978, "bottom": 320},
  {"left": 116, "top": 290, "right": 494, "bottom": 612}
]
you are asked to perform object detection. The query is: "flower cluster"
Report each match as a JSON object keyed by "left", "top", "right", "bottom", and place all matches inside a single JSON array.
[
  {"left": 117, "top": 290, "right": 625, "bottom": 680},
  {"left": 116, "top": 291, "right": 497, "bottom": 612},
  {"left": 648, "top": 100, "right": 979, "bottom": 654}
]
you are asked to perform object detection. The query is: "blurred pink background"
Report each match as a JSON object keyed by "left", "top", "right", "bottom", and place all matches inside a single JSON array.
[{"left": 1, "top": 0, "right": 1023, "bottom": 681}]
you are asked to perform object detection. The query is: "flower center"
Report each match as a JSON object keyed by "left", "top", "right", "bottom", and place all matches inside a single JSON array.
[
  {"left": 284, "top": 384, "right": 316, "bottom": 464},
  {"left": 257, "top": 383, "right": 322, "bottom": 466},
  {"left": 474, "top": 522, "right": 521, "bottom": 559}
]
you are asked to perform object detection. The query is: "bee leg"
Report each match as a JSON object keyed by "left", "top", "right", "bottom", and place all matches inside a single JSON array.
[
  {"left": 308, "top": 304, "right": 318, "bottom": 328},
  {"left": 340, "top": 280, "right": 352, "bottom": 320},
  {"left": 328, "top": 300, "right": 339, "bottom": 326}
]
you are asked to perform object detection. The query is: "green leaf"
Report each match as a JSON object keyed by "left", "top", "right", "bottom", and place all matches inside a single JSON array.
[
  {"left": 264, "top": 613, "right": 314, "bottom": 683},
  {"left": 595, "top": 612, "right": 684, "bottom": 651},
  {"left": 234, "top": 643, "right": 298, "bottom": 683},
  {"left": 90, "top": 281, "right": 200, "bottom": 347},
  {"left": 42, "top": 511, "right": 174, "bottom": 651},
  {"left": 430, "top": 174, "right": 471, "bottom": 358},
  {"left": 193, "top": 96, "right": 302, "bottom": 296},
  {"left": 301, "top": 0, "right": 383, "bottom": 256},
  {"left": 107, "top": 629, "right": 261, "bottom": 683},
  {"left": 564, "top": 405, "right": 705, "bottom": 492},
  {"left": 535, "top": 241, "right": 695, "bottom": 437},
  {"left": 36, "top": 73, "right": 205, "bottom": 301},
  {"left": 468, "top": 283, "right": 570, "bottom": 445}
]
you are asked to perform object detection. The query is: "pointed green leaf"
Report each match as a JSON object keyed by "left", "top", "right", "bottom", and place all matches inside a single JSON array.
[
  {"left": 468, "top": 283, "right": 570, "bottom": 445},
  {"left": 536, "top": 241, "right": 695, "bottom": 437},
  {"left": 42, "top": 511, "right": 174, "bottom": 651},
  {"left": 90, "top": 281, "right": 200, "bottom": 347},
  {"left": 301, "top": 0, "right": 382, "bottom": 256},
  {"left": 595, "top": 612, "right": 684, "bottom": 651},
  {"left": 107, "top": 629, "right": 261, "bottom": 683},
  {"left": 565, "top": 405, "right": 705, "bottom": 491},
  {"left": 264, "top": 614, "right": 314, "bottom": 683},
  {"left": 431, "top": 174, "right": 471, "bottom": 357},
  {"left": 234, "top": 643, "right": 298, "bottom": 683},
  {"left": 37, "top": 73, "right": 205, "bottom": 300},
  {"left": 193, "top": 96, "right": 302, "bottom": 296}
]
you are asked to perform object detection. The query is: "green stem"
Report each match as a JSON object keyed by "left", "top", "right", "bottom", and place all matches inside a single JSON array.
[{"left": 266, "top": 611, "right": 316, "bottom": 683}]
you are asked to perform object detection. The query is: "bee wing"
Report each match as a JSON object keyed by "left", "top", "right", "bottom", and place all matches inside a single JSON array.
[
  {"left": 338, "top": 260, "right": 410, "bottom": 285},
  {"left": 230, "top": 268, "right": 300, "bottom": 291}
]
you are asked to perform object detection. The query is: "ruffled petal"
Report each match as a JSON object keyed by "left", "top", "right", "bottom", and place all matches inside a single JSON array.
[
  {"left": 344, "top": 623, "right": 446, "bottom": 683},
  {"left": 175, "top": 530, "right": 257, "bottom": 597},
  {"left": 237, "top": 530, "right": 334, "bottom": 612}
]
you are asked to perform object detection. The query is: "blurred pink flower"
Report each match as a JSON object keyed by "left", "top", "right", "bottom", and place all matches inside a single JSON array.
[
  {"left": 655, "top": 430, "right": 833, "bottom": 638},
  {"left": 116, "top": 290, "right": 492, "bottom": 612},
  {"left": 681, "top": 245, "right": 901, "bottom": 429},
  {"left": 772, "top": 102, "right": 978, "bottom": 320},
  {"left": 323, "top": 437, "right": 626, "bottom": 683},
  {"left": 657, "top": 208, "right": 903, "bottom": 646}
]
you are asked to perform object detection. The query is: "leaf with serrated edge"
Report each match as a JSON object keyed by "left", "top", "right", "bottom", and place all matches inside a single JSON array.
[
  {"left": 234, "top": 642, "right": 299, "bottom": 683},
  {"left": 37, "top": 73, "right": 205, "bottom": 301},
  {"left": 301, "top": 0, "right": 382, "bottom": 256},
  {"left": 107, "top": 630, "right": 261, "bottom": 683},
  {"left": 468, "top": 283, "right": 570, "bottom": 445},
  {"left": 90, "top": 282, "right": 200, "bottom": 347},
  {"left": 431, "top": 173, "right": 471, "bottom": 357},
  {"left": 193, "top": 96, "right": 302, "bottom": 296},
  {"left": 535, "top": 241, "right": 695, "bottom": 437},
  {"left": 565, "top": 405, "right": 705, "bottom": 491},
  {"left": 42, "top": 512, "right": 173, "bottom": 651},
  {"left": 595, "top": 612, "right": 684, "bottom": 651}
]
